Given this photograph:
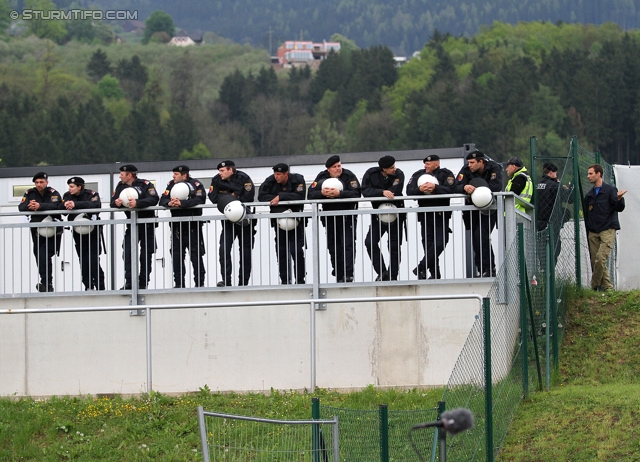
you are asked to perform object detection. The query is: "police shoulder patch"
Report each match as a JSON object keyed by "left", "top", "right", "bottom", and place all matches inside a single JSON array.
[
  {"left": 311, "top": 182, "right": 318, "bottom": 188},
  {"left": 164, "top": 189, "right": 170, "bottom": 195},
  {"left": 350, "top": 180, "right": 359, "bottom": 188},
  {"left": 91, "top": 195, "right": 99, "bottom": 201},
  {"left": 196, "top": 190, "right": 203, "bottom": 196},
  {"left": 244, "top": 182, "right": 253, "bottom": 192},
  {"left": 491, "top": 173, "right": 496, "bottom": 180},
  {"left": 148, "top": 188, "right": 157, "bottom": 196},
  {"left": 447, "top": 176, "right": 454, "bottom": 185},
  {"left": 458, "top": 174, "right": 464, "bottom": 181},
  {"left": 51, "top": 196, "right": 60, "bottom": 202},
  {"left": 393, "top": 178, "right": 400, "bottom": 186},
  {"left": 589, "top": 205, "right": 593, "bottom": 211},
  {"left": 296, "top": 184, "right": 304, "bottom": 192}
]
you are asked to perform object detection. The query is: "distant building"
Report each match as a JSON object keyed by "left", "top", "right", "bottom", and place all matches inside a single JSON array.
[
  {"left": 277, "top": 40, "right": 341, "bottom": 66},
  {"left": 168, "top": 34, "right": 204, "bottom": 47}
]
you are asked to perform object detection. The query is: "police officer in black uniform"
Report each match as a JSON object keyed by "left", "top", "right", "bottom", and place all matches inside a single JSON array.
[
  {"left": 537, "top": 162, "right": 571, "bottom": 264},
  {"left": 454, "top": 150, "right": 503, "bottom": 277},
  {"left": 308, "top": 155, "right": 362, "bottom": 283},
  {"left": 208, "top": 160, "right": 256, "bottom": 287},
  {"left": 159, "top": 165, "right": 207, "bottom": 288},
  {"left": 61, "top": 176, "right": 105, "bottom": 291},
  {"left": 362, "top": 155, "right": 404, "bottom": 281},
  {"left": 18, "top": 172, "right": 62, "bottom": 292},
  {"left": 258, "top": 163, "right": 307, "bottom": 284},
  {"left": 407, "top": 154, "right": 457, "bottom": 280},
  {"left": 110, "top": 164, "right": 159, "bottom": 290}
]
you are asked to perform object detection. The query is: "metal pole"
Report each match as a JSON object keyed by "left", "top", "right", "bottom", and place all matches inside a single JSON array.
[
  {"left": 197, "top": 406, "right": 211, "bottom": 462},
  {"left": 549, "top": 224, "right": 558, "bottom": 372},
  {"left": 379, "top": 404, "right": 389, "bottom": 462},
  {"left": 571, "top": 136, "right": 582, "bottom": 289},
  {"left": 483, "top": 297, "right": 494, "bottom": 462},
  {"left": 332, "top": 416, "right": 339, "bottom": 462},
  {"left": 146, "top": 305, "right": 152, "bottom": 392},
  {"left": 545, "top": 235, "right": 551, "bottom": 391},
  {"left": 312, "top": 397, "right": 320, "bottom": 462},
  {"left": 518, "top": 224, "right": 529, "bottom": 399},
  {"left": 530, "top": 136, "right": 537, "bottom": 226},
  {"left": 310, "top": 203, "right": 320, "bottom": 390}
]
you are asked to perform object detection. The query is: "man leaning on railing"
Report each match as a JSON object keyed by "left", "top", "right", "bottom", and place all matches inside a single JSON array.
[{"left": 18, "top": 171, "right": 63, "bottom": 293}]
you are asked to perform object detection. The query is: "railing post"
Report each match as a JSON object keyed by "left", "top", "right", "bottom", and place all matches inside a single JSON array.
[
  {"left": 518, "top": 224, "right": 529, "bottom": 399},
  {"left": 545, "top": 234, "right": 551, "bottom": 391},
  {"left": 549, "top": 224, "right": 559, "bottom": 372},
  {"left": 379, "top": 404, "right": 389, "bottom": 462},
  {"left": 483, "top": 297, "right": 494, "bottom": 462},
  {"left": 571, "top": 136, "right": 582, "bottom": 289},
  {"left": 312, "top": 397, "right": 321, "bottom": 462}
]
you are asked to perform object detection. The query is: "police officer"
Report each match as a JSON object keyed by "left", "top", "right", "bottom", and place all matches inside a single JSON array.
[
  {"left": 208, "top": 160, "right": 256, "bottom": 287},
  {"left": 406, "top": 154, "right": 457, "bottom": 280},
  {"left": 159, "top": 165, "right": 207, "bottom": 288},
  {"left": 362, "top": 155, "right": 404, "bottom": 281},
  {"left": 110, "top": 164, "right": 159, "bottom": 290},
  {"left": 454, "top": 150, "right": 503, "bottom": 277},
  {"left": 18, "top": 172, "right": 62, "bottom": 292},
  {"left": 536, "top": 162, "right": 568, "bottom": 265},
  {"left": 308, "top": 155, "right": 361, "bottom": 283},
  {"left": 61, "top": 177, "right": 105, "bottom": 291},
  {"left": 258, "top": 163, "right": 307, "bottom": 284},
  {"left": 505, "top": 156, "right": 533, "bottom": 213}
]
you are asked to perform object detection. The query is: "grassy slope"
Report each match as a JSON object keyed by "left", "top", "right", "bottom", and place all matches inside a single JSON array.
[{"left": 499, "top": 290, "right": 640, "bottom": 461}]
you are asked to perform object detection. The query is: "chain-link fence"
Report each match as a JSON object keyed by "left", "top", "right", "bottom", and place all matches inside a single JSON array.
[{"left": 436, "top": 136, "right": 617, "bottom": 461}]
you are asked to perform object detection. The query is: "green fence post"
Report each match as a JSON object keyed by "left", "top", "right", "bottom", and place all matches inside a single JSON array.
[
  {"left": 530, "top": 137, "right": 538, "bottom": 226},
  {"left": 545, "top": 236, "right": 551, "bottom": 391},
  {"left": 312, "top": 397, "right": 320, "bottom": 462},
  {"left": 595, "top": 150, "right": 601, "bottom": 165},
  {"left": 483, "top": 297, "right": 494, "bottom": 462},
  {"left": 518, "top": 223, "right": 529, "bottom": 399},
  {"left": 379, "top": 404, "right": 389, "bottom": 462},
  {"left": 571, "top": 136, "right": 582, "bottom": 289},
  {"left": 549, "top": 224, "right": 559, "bottom": 373}
]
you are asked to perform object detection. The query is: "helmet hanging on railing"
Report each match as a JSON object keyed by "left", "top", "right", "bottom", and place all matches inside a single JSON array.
[
  {"left": 217, "top": 195, "right": 249, "bottom": 225},
  {"left": 469, "top": 178, "right": 494, "bottom": 214},
  {"left": 37, "top": 215, "right": 56, "bottom": 238},
  {"left": 277, "top": 209, "right": 298, "bottom": 231},
  {"left": 377, "top": 203, "right": 398, "bottom": 223},
  {"left": 73, "top": 215, "right": 95, "bottom": 235}
]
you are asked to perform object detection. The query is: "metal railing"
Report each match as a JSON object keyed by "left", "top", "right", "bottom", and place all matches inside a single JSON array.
[{"left": 1, "top": 193, "right": 532, "bottom": 297}]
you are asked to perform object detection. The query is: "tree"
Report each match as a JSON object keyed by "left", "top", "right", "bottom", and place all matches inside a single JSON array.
[
  {"left": 0, "top": 0, "right": 10, "bottom": 37},
  {"left": 142, "top": 11, "right": 175, "bottom": 44},
  {"left": 114, "top": 56, "right": 148, "bottom": 104},
  {"left": 24, "top": 0, "right": 67, "bottom": 43},
  {"left": 98, "top": 75, "right": 124, "bottom": 99},
  {"left": 87, "top": 49, "right": 112, "bottom": 83},
  {"left": 180, "top": 142, "right": 211, "bottom": 160}
]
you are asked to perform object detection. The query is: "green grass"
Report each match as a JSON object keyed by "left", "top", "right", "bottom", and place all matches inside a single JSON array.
[
  {"left": 0, "top": 385, "right": 443, "bottom": 461},
  {"left": 500, "top": 290, "right": 640, "bottom": 461}
]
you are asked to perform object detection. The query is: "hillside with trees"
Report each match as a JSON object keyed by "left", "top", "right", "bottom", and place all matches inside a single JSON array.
[
  {"left": 1, "top": 14, "right": 640, "bottom": 167},
  {"left": 87, "top": 0, "right": 640, "bottom": 55}
]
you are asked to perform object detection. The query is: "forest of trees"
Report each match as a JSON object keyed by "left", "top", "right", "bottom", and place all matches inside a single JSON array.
[
  {"left": 86, "top": 0, "right": 640, "bottom": 55},
  {"left": 1, "top": 18, "right": 640, "bottom": 167}
]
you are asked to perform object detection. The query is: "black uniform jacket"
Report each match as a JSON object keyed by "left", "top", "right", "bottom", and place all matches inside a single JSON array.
[
  {"left": 19, "top": 186, "right": 63, "bottom": 222},
  {"left": 110, "top": 178, "right": 159, "bottom": 219},
  {"left": 258, "top": 172, "right": 306, "bottom": 213},
  {"left": 361, "top": 166, "right": 405, "bottom": 209},
  {"left": 307, "top": 169, "right": 361, "bottom": 211},
  {"left": 208, "top": 170, "right": 255, "bottom": 205},
  {"left": 159, "top": 176, "right": 207, "bottom": 217},
  {"left": 407, "top": 167, "right": 456, "bottom": 208}
]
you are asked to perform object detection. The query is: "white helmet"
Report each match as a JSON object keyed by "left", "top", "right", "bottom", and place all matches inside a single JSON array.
[
  {"left": 322, "top": 177, "right": 343, "bottom": 191},
  {"left": 377, "top": 203, "right": 398, "bottom": 223},
  {"left": 170, "top": 182, "right": 190, "bottom": 200},
  {"left": 277, "top": 209, "right": 297, "bottom": 231},
  {"left": 223, "top": 200, "right": 247, "bottom": 223},
  {"left": 471, "top": 186, "right": 494, "bottom": 210},
  {"left": 417, "top": 174, "right": 439, "bottom": 194},
  {"left": 73, "top": 215, "right": 95, "bottom": 235},
  {"left": 37, "top": 216, "right": 56, "bottom": 238},
  {"left": 119, "top": 187, "right": 139, "bottom": 208}
]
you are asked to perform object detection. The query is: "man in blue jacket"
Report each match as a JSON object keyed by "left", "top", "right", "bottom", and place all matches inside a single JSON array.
[{"left": 585, "top": 164, "right": 627, "bottom": 291}]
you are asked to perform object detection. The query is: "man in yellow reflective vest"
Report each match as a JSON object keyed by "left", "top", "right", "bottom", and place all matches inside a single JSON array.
[{"left": 505, "top": 156, "right": 533, "bottom": 213}]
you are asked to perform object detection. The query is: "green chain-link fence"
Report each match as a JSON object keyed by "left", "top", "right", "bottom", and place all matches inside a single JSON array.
[{"left": 311, "top": 136, "right": 615, "bottom": 462}]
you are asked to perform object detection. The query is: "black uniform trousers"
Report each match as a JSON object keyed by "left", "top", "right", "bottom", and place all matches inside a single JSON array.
[
  {"left": 72, "top": 228, "right": 105, "bottom": 290},
  {"left": 171, "top": 221, "right": 206, "bottom": 287},
  {"left": 30, "top": 229, "right": 59, "bottom": 286},
  {"left": 465, "top": 210, "right": 497, "bottom": 276},
  {"left": 417, "top": 211, "right": 451, "bottom": 279},
  {"left": 124, "top": 223, "right": 155, "bottom": 288},
  {"left": 537, "top": 220, "right": 562, "bottom": 269},
  {"left": 324, "top": 215, "right": 357, "bottom": 282},
  {"left": 274, "top": 220, "right": 306, "bottom": 284},
  {"left": 219, "top": 220, "right": 255, "bottom": 285},
  {"left": 365, "top": 215, "right": 402, "bottom": 280}
]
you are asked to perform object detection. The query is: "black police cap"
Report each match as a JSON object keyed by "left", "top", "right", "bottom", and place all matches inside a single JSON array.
[
  {"left": 325, "top": 155, "right": 340, "bottom": 168},
  {"left": 119, "top": 164, "right": 138, "bottom": 173},
  {"left": 32, "top": 172, "right": 48, "bottom": 182},
  {"left": 466, "top": 150, "right": 485, "bottom": 160},
  {"left": 67, "top": 176, "right": 85, "bottom": 186},
  {"left": 173, "top": 165, "right": 190, "bottom": 173},
  {"left": 273, "top": 163, "right": 289, "bottom": 173},
  {"left": 423, "top": 154, "right": 440, "bottom": 162},
  {"left": 217, "top": 160, "right": 235, "bottom": 169},
  {"left": 378, "top": 155, "right": 395, "bottom": 169}
]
